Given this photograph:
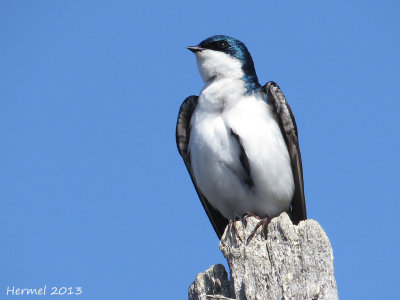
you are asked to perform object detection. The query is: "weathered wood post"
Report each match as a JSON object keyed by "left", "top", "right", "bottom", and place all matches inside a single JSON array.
[{"left": 189, "top": 213, "right": 338, "bottom": 300}]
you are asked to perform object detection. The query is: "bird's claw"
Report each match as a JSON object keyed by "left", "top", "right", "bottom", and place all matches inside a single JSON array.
[{"left": 246, "top": 217, "right": 270, "bottom": 244}]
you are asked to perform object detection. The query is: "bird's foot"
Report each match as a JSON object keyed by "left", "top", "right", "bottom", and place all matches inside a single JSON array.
[
  {"left": 229, "top": 214, "right": 270, "bottom": 245},
  {"left": 241, "top": 212, "right": 258, "bottom": 227},
  {"left": 246, "top": 216, "right": 271, "bottom": 244},
  {"left": 229, "top": 218, "right": 243, "bottom": 243}
]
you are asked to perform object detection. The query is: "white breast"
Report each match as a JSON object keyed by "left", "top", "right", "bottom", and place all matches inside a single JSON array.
[{"left": 188, "top": 78, "right": 294, "bottom": 220}]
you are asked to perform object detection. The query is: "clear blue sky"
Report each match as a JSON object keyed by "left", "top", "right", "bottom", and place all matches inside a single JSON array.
[{"left": 1, "top": 1, "right": 399, "bottom": 299}]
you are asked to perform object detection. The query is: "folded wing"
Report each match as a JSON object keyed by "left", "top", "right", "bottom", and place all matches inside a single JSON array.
[
  {"left": 176, "top": 96, "right": 229, "bottom": 239},
  {"left": 264, "top": 82, "right": 307, "bottom": 224}
]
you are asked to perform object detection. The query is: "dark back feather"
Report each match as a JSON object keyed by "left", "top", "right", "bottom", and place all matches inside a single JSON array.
[
  {"left": 264, "top": 82, "right": 307, "bottom": 224},
  {"left": 176, "top": 96, "right": 229, "bottom": 239}
]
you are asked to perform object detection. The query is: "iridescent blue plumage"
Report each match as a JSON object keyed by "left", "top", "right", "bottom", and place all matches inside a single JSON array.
[{"left": 198, "top": 35, "right": 261, "bottom": 94}]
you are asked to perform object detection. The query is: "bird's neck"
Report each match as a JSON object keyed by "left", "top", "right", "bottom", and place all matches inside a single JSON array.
[
  {"left": 203, "top": 73, "right": 260, "bottom": 95},
  {"left": 242, "top": 74, "right": 261, "bottom": 95},
  {"left": 199, "top": 77, "right": 258, "bottom": 112}
]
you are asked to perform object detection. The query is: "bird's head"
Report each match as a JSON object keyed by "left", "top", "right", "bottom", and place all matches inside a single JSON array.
[{"left": 188, "top": 35, "right": 259, "bottom": 87}]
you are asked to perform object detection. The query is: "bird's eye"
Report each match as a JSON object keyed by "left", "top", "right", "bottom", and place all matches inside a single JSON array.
[
  {"left": 207, "top": 40, "right": 230, "bottom": 51},
  {"left": 217, "top": 40, "right": 229, "bottom": 49}
]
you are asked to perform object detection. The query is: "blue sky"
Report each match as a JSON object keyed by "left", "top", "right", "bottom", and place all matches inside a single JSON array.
[{"left": 1, "top": 0, "right": 399, "bottom": 299}]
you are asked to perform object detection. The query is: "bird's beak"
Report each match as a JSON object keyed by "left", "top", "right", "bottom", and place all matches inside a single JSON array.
[{"left": 187, "top": 46, "right": 205, "bottom": 53}]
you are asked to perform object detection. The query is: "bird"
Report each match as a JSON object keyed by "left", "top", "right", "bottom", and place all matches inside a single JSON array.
[{"left": 176, "top": 35, "right": 306, "bottom": 239}]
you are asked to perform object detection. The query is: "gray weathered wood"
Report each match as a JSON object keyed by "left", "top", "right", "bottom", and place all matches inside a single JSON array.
[
  {"left": 189, "top": 213, "right": 338, "bottom": 300},
  {"left": 188, "top": 264, "right": 233, "bottom": 300}
]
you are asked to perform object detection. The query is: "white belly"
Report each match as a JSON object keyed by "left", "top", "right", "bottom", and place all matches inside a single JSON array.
[{"left": 188, "top": 86, "right": 294, "bottom": 220}]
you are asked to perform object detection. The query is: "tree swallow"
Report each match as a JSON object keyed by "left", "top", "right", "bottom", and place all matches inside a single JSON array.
[{"left": 176, "top": 35, "right": 306, "bottom": 239}]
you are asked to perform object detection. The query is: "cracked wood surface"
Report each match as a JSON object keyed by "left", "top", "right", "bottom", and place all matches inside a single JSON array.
[{"left": 189, "top": 213, "right": 338, "bottom": 300}]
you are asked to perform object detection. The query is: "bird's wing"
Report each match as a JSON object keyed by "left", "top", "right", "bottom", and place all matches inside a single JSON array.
[
  {"left": 264, "top": 81, "right": 307, "bottom": 224},
  {"left": 176, "top": 96, "right": 229, "bottom": 239}
]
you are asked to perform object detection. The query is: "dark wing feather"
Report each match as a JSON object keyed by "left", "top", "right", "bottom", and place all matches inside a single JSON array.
[
  {"left": 176, "top": 96, "right": 229, "bottom": 239},
  {"left": 264, "top": 82, "right": 307, "bottom": 224}
]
